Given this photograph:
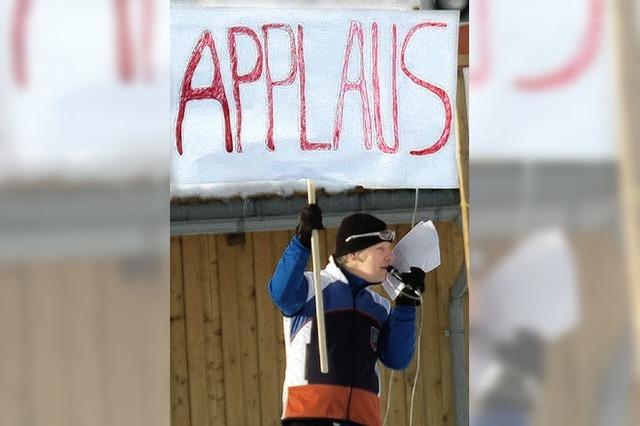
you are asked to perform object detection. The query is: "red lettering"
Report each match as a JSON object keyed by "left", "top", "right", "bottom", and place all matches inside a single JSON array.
[
  {"left": 333, "top": 21, "right": 372, "bottom": 151},
  {"left": 141, "top": 0, "right": 154, "bottom": 81},
  {"left": 262, "top": 24, "right": 297, "bottom": 152},
  {"left": 514, "top": 0, "right": 602, "bottom": 90},
  {"left": 175, "top": 30, "right": 232, "bottom": 155},
  {"left": 114, "top": 0, "right": 154, "bottom": 82},
  {"left": 228, "top": 27, "right": 263, "bottom": 153},
  {"left": 11, "top": 0, "right": 29, "bottom": 87},
  {"left": 297, "top": 25, "right": 331, "bottom": 151},
  {"left": 469, "top": 0, "right": 490, "bottom": 87},
  {"left": 372, "top": 23, "right": 399, "bottom": 154},
  {"left": 114, "top": 0, "right": 134, "bottom": 82},
  {"left": 400, "top": 22, "right": 452, "bottom": 156}
]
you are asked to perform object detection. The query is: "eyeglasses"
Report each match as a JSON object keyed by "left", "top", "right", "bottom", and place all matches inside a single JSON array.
[{"left": 344, "top": 230, "right": 396, "bottom": 243}]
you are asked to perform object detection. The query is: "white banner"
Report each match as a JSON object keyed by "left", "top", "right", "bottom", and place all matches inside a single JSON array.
[
  {"left": 470, "top": 0, "right": 614, "bottom": 160},
  {"left": 171, "top": 7, "right": 459, "bottom": 188},
  {"left": 2, "top": 0, "right": 168, "bottom": 180}
]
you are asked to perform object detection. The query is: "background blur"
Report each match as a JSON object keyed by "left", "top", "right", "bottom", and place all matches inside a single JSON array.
[
  {"left": 1, "top": 0, "right": 169, "bottom": 425},
  {"left": 1, "top": 1, "right": 638, "bottom": 426},
  {"left": 470, "top": 1, "right": 639, "bottom": 426}
]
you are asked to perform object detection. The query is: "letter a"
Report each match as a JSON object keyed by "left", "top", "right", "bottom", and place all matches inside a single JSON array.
[
  {"left": 333, "top": 21, "right": 372, "bottom": 150},
  {"left": 175, "top": 30, "right": 232, "bottom": 155}
]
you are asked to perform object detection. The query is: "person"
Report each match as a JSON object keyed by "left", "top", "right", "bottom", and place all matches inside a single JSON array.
[
  {"left": 268, "top": 204, "right": 426, "bottom": 426},
  {"left": 472, "top": 330, "right": 545, "bottom": 426}
]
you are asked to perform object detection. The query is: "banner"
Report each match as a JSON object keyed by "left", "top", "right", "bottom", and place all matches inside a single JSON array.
[
  {"left": 171, "top": 7, "right": 459, "bottom": 188},
  {"left": 2, "top": 0, "right": 168, "bottom": 179},
  {"left": 470, "top": 0, "right": 614, "bottom": 160}
]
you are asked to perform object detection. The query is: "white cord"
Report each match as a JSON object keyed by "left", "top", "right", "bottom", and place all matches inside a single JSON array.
[
  {"left": 409, "top": 295, "right": 425, "bottom": 426},
  {"left": 382, "top": 297, "right": 425, "bottom": 426},
  {"left": 383, "top": 187, "right": 422, "bottom": 425},
  {"left": 411, "top": 188, "right": 419, "bottom": 227},
  {"left": 408, "top": 188, "right": 424, "bottom": 426}
]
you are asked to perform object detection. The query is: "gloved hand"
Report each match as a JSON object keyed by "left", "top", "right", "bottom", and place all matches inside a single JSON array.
[
  {"left": 296, "top": 204, "right": 324, "bottom": 248},
  {"left": 395, "top": 267, "right": 426, "bottom": 306}
]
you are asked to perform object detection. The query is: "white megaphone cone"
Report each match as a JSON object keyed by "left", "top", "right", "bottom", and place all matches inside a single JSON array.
[{"left": 382, "top": 221, "right": 441, "bottom": 300}]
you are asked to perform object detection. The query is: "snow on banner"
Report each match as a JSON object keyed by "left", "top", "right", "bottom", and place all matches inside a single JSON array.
[{"left": 171, "top": 7, "right": 459, "bottom": 189}]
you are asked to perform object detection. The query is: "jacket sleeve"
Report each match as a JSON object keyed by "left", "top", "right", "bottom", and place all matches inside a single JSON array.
[
  {"left": 268, "top": 235, "right": 311, "bottom": 317},
  {"left": 378, "top": 305, "right": 417, "bottom": 370}
]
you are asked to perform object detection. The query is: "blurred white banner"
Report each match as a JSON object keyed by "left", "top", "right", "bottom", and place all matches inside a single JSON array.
[
  {"left": 470, "top": 0, "right": 615, "bottom": 160},
  {"left": 1, "top": 0, "right": 169, "bottom": 181}
]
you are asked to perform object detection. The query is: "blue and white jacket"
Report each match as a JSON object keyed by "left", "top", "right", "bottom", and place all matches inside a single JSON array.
[{"left": 268, "top": 236, "right": 417, "bottom": 426}]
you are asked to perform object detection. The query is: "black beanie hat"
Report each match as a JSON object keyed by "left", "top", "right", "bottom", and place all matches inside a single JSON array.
[{"left": 333, "top": 213, "right": 388, "bottom": 258}]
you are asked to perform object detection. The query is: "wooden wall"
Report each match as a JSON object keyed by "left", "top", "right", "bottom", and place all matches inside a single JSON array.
[
  {"left": 0, "top": 257, "right": 168, "bottom": 426},
  {"left": 472, "top": 233, "right": 630, "bottom": 426},
  {"left": 534, "top": 233, "right": 629, "bottom": 426},
  {"left": 170, "top": 221, "right": 466, "bottom": 426}
]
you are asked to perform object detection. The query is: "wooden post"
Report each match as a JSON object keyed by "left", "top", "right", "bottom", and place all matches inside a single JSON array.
[
  {"left": 612, "top": 0, "right": 640, "bottom": 420},
  {"left": 455, "top": 56, "right": 470, "bottom": 279},
  {"left": 307, "top": 179, "right": 329, "bottom": 373}
]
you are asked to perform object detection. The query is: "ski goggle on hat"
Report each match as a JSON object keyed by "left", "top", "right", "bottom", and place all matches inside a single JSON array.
[{"left": 344, "top": 229, "right": 396, "bottom": 243}]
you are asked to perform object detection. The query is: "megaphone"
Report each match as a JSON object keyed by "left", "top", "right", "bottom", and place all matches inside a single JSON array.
[
  {"left": 381, "top": 220, "right": 440, "bottom": 300},
  {"left": 383, "top": 266, "right": 422, "bottom": 301}
]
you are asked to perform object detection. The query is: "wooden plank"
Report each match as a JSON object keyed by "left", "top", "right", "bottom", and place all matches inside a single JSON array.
[
  {"left": 394, "top": 223, "right": 428, "bottom": 425},
  {"left": 0, "top": 266, "right": 27, "bottom": 426},
  {"left": 130, "top": 255, "right": 170, "bottom": 426},
  {"left": 378, "top": 362, "right": 405, "bottom": 425},
  {"left": 27, "top": 262, "right": 73, "bottom": 426},
  {"left": 205, "top": 234, "right": 226, "bottom": 425},
  {"left": 378, "top": 364, "right": 392, "bottom": 423},
  {"left": 536, "top": 335, "right": 574, "bottom": 426},
  {"left": 437, "top": 222, "right": 464, "bottom": 424},
  {"left": 67, "top": 261, "right": 105, "bottom": 426},
  {"left": 271, "top": 230, "right": 294, "bottom": 408},
  {"left": 253, "top": 231, "right": 283, "bottom": 425},
  {"left": 532, "top": 233, "right": 627, "bottom": 425},
  {"left": 103, "top": 259, "right": 145, "bottom": 426},
  {"left": 171, "top": 237, "right": 192, "bottom": 426},
  {"left": 181, "top": 236, "right": 210, "bottom": 426},
  {"left": 86, "top": 255, "right": 167, "bottom": 426},
  {"left": 434, "top": 222, "right": 464, "bottom": 426},
  {"left": 216, "top": 234, "right": 248, "bottom": 424},
  {"left": 390, "top": 209, "right": 452, "bottom": 424},
  {"left": 235, "top": 233, "right": 262, "bottom": 425},
  {"left": 423, "top": 267, "right": 445, "bottom": 426},
  {"left": 384, "top": 368, "right": 408, "bottom": 425},
  {"left": 395, "top": 224, "right": 412, "bottom": 426}
]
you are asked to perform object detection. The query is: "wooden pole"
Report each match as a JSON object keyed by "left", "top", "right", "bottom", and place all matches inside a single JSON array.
[
  {"left": 455, "top": 64, "right": 470, "bottom": 282},
  {"left": 611, "top": 0, "right": 640, "bottom": 420},
  {"left": 307, "top": 179, "right": 329, "bottom": 373}
]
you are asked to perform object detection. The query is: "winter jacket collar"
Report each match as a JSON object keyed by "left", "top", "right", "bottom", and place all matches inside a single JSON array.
[{"left": 326, "top": 256, "right": 374, "bottom": 296}]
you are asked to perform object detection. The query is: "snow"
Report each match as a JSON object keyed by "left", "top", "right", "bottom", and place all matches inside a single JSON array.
[{"left": 170, "top": 179, "right": 357, "bottom": 200}]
